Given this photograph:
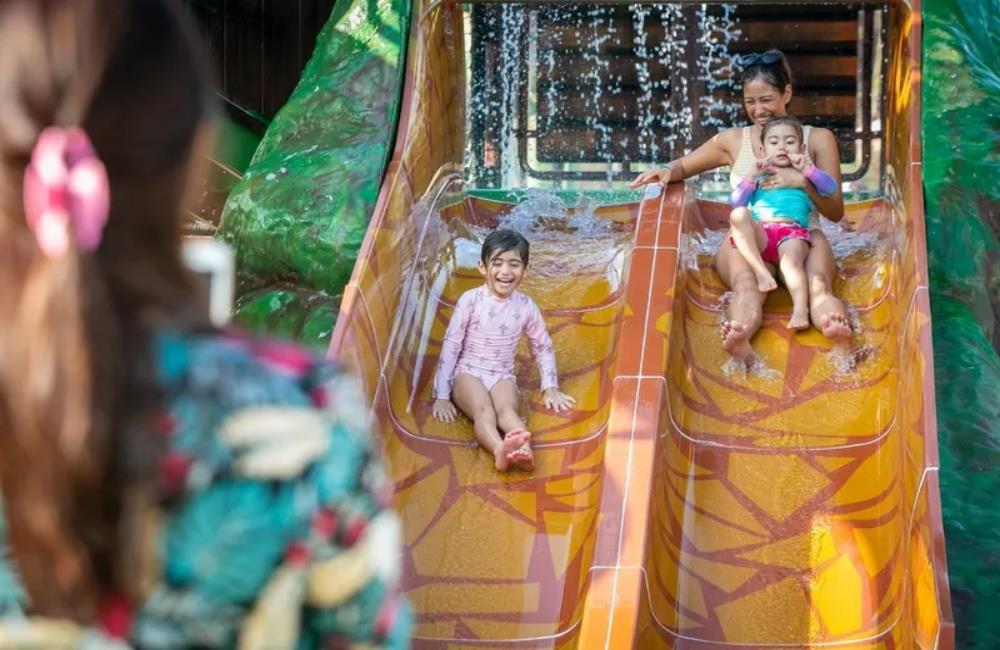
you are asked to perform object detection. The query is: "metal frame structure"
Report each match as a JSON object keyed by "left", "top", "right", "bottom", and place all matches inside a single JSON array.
[{"left": 468, "top": 2, "right": 887, "bottom": 185}]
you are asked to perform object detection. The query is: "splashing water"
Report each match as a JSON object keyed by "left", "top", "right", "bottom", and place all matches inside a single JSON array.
[
  {"left": 827, "top": 343, "right": 876, "bottom": 377},
  {"left": 499, "top": 188, "right": 614, "bottom": 235},
  {"left": 464, "top": 4, "right": 741, "bottom": 189},
  {"left": 818, "top": 219, "right": 885, "bottom": 259},
  {"left": 685, "top": 218, "right": 886, "bottom": 262},
  {"left": 721, "top": 355, "right": 781, "bottom": 380},
  {"left": 688, "top": 229, "right": 730, "bottom": 258},
  {"left": 696, "top": 4, "right": 742, "bottom": 131},
  {"left": 489, "top": 189, "right": 630, "bottom": 290}
]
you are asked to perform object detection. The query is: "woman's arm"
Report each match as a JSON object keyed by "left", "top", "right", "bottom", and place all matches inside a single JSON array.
[
  {"left": 803, "top": 127, "right": 844, "bottom": 221},
  {"left": 629, "top": 128, "right": 741, "bottom": 187}
]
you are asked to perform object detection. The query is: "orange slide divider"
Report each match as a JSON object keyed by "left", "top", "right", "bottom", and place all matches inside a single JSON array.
[{"left": 329, "top": 0, "right": 952, "bottom": 647}]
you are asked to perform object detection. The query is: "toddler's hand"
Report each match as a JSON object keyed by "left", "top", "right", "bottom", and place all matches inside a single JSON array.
[
  {"left": 789, "top": 152, "right": 810, "bottom": 171},
  {"left": 432, "top": 399, "right": 458, "bottom": 423},
  {"left": 750, "top": 157, "right": 773, "bottom": 183},
  {"left": 542, "top": 388, "right": 576, "bottom": 413}
]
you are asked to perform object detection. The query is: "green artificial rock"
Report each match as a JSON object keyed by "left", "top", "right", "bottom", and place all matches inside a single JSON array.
[
  {"left": 923, "top": 0, "right": 1000, "bottom": 647},
  {"left": 218, "top": 0, "right": 410, "bottom": 343},
  {"left": 234, "top": 286, "right": 340, "bottom": 351}
]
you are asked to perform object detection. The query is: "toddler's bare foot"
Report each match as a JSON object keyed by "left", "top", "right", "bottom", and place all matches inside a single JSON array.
[
  {"left": 720, "top": 320, "right": 755, "bottom": 362},
  {"left": 820, "top": 312, "right": 853, "bottom": 342},
  {"left": 494, "top": 430, "right": 530, "bottom": 472},
  {"left": 787, "top": 309, "right": 810, "bottom": 331},
  {"left": 509, "top": 444, "right": 535, "bottom": 472},
  {"left": 754, "top": 269, "right": 778, "bottom": 292}
]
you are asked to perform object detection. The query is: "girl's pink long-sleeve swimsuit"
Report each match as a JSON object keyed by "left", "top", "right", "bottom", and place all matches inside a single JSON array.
[{"left": 433, "top": 285, "right": 559, "bottom": 400}]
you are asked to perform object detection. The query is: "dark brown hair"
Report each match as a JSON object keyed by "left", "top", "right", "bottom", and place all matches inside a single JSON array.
[
  {"left": 740, "top": 48, "right": 794, "bottom": 94},
  {"left": 481, "top": 228, "right": 530, "bottom": 265},
  {"left": 0, "top": 0, "right": 212, "bottom": 619},
  {"left": 761, "top": 115, "right": 804, "bottom": 143}
]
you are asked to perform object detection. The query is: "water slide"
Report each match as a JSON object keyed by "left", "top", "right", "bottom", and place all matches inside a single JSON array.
[{"left": 328, "top": 1, "right": 953, "bottom": 647}]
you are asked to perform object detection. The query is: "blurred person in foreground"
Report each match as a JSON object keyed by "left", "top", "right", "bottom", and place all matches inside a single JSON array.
[{"left": 0, "top": 0, "right": 410, "bottom": 647}]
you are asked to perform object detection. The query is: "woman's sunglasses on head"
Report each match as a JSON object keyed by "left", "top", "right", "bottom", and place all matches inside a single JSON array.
[{"left": 739, "top": 51, "right": 782, "bottom": 66}]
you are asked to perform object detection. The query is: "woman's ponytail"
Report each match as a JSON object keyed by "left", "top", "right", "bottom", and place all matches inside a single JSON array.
[
  {"left": 0, "top": 0, "right": 120, "bottom": 619},
  {"left": 0, "top": 242, "right": 115, "bottom": 618},
  {"left": 0, "top": 0, "right": 212, "bottom": 619}
]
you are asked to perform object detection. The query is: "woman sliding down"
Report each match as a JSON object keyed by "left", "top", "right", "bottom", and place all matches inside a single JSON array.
[
  {"left": 728, "top": 116, "right": 839, "bottom": 331},
  {"left": 630, "top": 49, "right": 853, "bottom": 363}
]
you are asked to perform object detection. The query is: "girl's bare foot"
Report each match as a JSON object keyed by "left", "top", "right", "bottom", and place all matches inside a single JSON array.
[
  {"left": 494, "top": 430, "right": 530, "bottom": 471},
  {"left": 754, "top": 269, "right": 778, "bottom": 292},
  {"left": 820, "top": 312, "right": 853, "bottom": 342},
  {"left": 721, "top": 320, "right": 755, "bottom": 362},
  {"left": 787, "top": 309, "right": 810, "bottom": 330},
  {"left": 508, "top": 444, "right": 535, "bottom": 472}
]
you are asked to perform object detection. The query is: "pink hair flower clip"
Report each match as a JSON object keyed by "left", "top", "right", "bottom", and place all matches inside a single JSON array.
[{"left": 23, "top": 126, "right": 110, "bottom": 257}]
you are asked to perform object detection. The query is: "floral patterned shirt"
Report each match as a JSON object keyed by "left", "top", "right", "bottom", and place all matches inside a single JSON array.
[{"left": 0, "top": 330, "right": 411, "bottom": 649}]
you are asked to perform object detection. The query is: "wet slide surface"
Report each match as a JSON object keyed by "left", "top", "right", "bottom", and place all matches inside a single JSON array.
[
  {"left": 637, "top": 194, "right": 945, "bottom": 648},
  {"left": 383, "top": 189, "right": 635, "bottom": 644},
  {"left": 329, "top": 0, "right": 952, "bottom": 647}
]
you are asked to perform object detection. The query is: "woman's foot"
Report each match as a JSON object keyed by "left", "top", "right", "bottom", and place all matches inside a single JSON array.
[
  {"left": 754, "top": 269, "right": 778, "bottom": 292},
  {"left": 721, "top": 320, "right": 755, "bottom": 362},
  {"left": 820, "top": 312, "right": 853, "bottom": 342},
  {"left": 494, "top": 430, "right": 530, "bottom": 472},
  {"left": 508, "top": 444, "right": 535, "bottom": 472},
  {"left": 787, "top": 308, "right": 810, "bottom": 331},
  {"left": 811, "top": 292, "right": 853, "bottom": 344}
]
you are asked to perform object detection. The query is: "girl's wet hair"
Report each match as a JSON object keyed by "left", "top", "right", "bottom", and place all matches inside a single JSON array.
[
  {"left": 0, "top": 0, "right": 213, "bottom": 620},
  {"left": 481, "top": 228, "right": 530, "bottom": 265},
  {"left": 761, "top": 115, "right": 804, "bottom": 142},
  {"left": 740, "top": 48, "right": 794, "bottom": 94}
]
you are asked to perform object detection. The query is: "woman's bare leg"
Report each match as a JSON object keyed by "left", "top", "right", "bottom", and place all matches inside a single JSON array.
[
  {"left": 714, "top": 239, "right": 768, "bottom": 362},
  {"left": 805, "top": 230, "right": 853, "bottom": 344},
  {"left": 452, "top": 374, "right": 529, "bottom": 471},
  {"left": 730, "top": 208, "right": 777, "bottom": 292},
  {"left": 490, "top": 380, "right": 533, "bottom": 471}
]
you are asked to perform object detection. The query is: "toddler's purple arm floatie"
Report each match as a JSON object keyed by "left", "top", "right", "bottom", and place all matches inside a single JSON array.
[
  {"left": 804, "top": 164, "right": 838, "bottom": 197},
  {"left": 729, "top": 178, "right": 756, "bottom": 207}
]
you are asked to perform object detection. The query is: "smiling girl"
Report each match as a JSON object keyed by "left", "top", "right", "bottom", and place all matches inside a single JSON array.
[{"left": 431, "top": 229, "right": 575, "bottom": 472}]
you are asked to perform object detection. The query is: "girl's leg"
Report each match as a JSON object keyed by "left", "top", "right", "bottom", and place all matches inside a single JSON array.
[
  {"left": 805, "top": 230, "right": 853, "bottom": 343},
  {"left": 490, "top": 379, "right": 533, "bottom": 471},
  {"left": 777, "top": 239, "right": 811, "bottom": 330},
  {"left": 730, "top": 207, "right": 778, "bottom": 292},
  {"left": 714, "top": 240, "right": 768, "bottom": 362},
  {"left": 452, "top": 374, "right": 529, "bottom": 471}
]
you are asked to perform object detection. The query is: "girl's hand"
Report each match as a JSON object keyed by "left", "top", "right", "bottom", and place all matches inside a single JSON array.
[
  {"left": 789, "top": 151, "right": 813, "bottom": 172},
  {"left": 432, "top": 399, "right": 458, "bottom": 423},
  {"left": 744, "top": 157, "right": 769, "bottom": 184},
  {"left": 760, "top": 165, "right": 807, "bottom": 190},
  {"left": 542, "top": 388, "right": 576, "bottom": 412}
]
